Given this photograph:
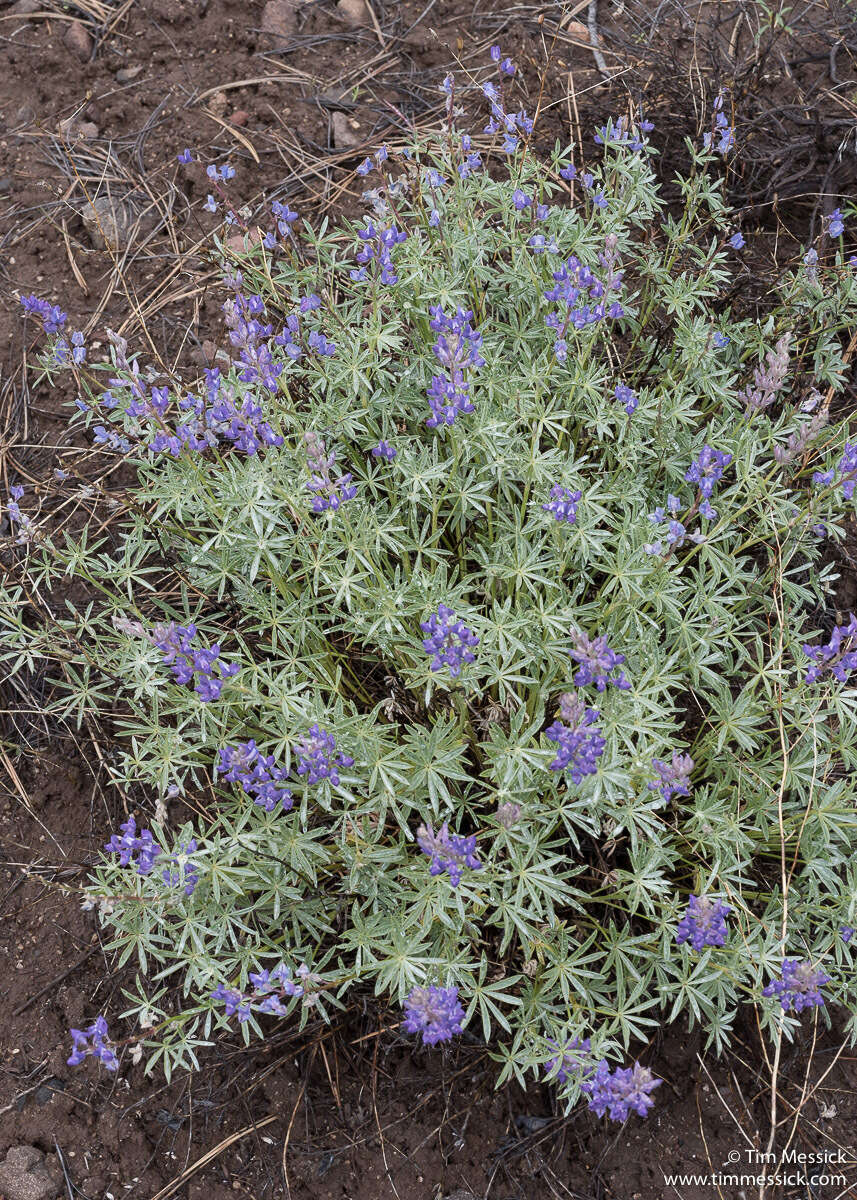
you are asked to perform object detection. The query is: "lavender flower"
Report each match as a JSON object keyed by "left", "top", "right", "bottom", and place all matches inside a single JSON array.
[
  {"left": 827, "top": 208, "right": 844, "bottom": 238},
  {"left": 543, "top": 246, "right": 623, "bottom": 361},
  {"left": 803, "top": 615, "right": 857, "bottom": 685},
  {"left": 569, "top": 628, "right": 630, "bottom": 691},
  {"left": 545, "top": 1036, "right": 592, "bottom": 1084},
  {"left": 295, "top": 724, "right": 353, "bottom": 786},
  {"left": 702, "top": 91, "right": 735, "bottom": 155},
  {"left": 675, "top": 895, "right": 730, "bottom": 950},
  {"left": 304, "top": 431, "right": 357, "bottom": 513},
  {"left": 615, "top": 382, "right": 638, "bottom": 415},
  {"left": 177, "top": 148, "right": 194, "bottom": 164},
  {"left": 206, "top": 163, "right": 235, "bottom": 182},
  {"left": 371, "top": 440, "right": 397, "bottom": 461},
  {"left": 5, "top": 485, "right": 36, "bottom": 544},
  {"left": 728, "top": 231, "right": 745, "bottom": 249},
  {"left": 68, "top": 1017, "right": 118, "bottom": 1071},
  {"left": 20, "top": 294, "right": 67, "bottom": 333},
  {"left": 425, "top": 305, "right": 484, "bottom": 429},
  {"left": 774, "top": 406, "right": 828, "bottom": 466},
  {"left": 421, "top": 603, "right": 479, "bottom": 677},
  {"left": 222, "top": 292, "right": 284, "bottom": 394},
  {"left": 840, "top": 926, "right": 854, "bottom": 944},
  {"left": 594, "top": 116, "right": 646, "bottom": 152},
  {"left": 543, "top": 484, "right": 582, "bottom": 524},
  {"left": 403, "top": 985, "right": 465, "bottom": 1045},
  {"left": 713, "top": 331, "right": 730, "bottom": 348},
  {"left": 105, "top": 816, "right": 160, "bottom": 875},
  {"left": 152, "top": 621, "right": 239, "bottom": 701},
  {"left": 218, "top": 740, "right": 294, "bottom": 812},
  {"left": 213, "top": 962, "right": 306, "bottom": 1023},
  {"left": 813, "top": 442, "right": 857, "bottom": 500},
  {"left": 740, "top": 334, "right": 790, "bottom": 412},
  {"left": 644, "top": 494, "right": 705, "bottom": 556},
  {"left": 495, "top": 802, "right": 521, "bottom": 828},
  {"left": 416, "top": 821, "right": 481, "bottom": 886},
  {"left": 350, "top": 222, "right": 407, "bottom": 285},
  {"left": 649, "top": 752, "right": 694, "bottom": 801},
  {"left": 583, "top": 1060, "right": 661, "bottom": 1121},
  {"left": 545, "top": 692, "right": 605, "bottom": 782},
  {"left": 685, "top": 445, "right": 732, "bottom": 517},
  {"left": 763, "top": 959, "right": 830, "bottom": 1013}
]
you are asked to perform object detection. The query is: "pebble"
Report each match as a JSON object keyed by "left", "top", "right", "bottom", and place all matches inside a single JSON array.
[
  {"left": 337, "top": 0, "right": 369, "bottom": 25},
  {"left": 63, "top": 19, "right": 93, "bottom": 61},
  {"left": 81, "top": 195, "right": 134, "bottom": 251},
  {"left": 260, "top": 0, "right": 296, "bottom": 40},
  {"left": 0, "top": 1146, "right": 62, "bottom": 1200},
  {"left": 115, "top": 64, "right": 144, "bottom": 83},
  {"left": 331, "top": 110, "right": 362, "bottom": 148},
  {"left": 230, "top": 109, "right": 250, "bottom": 126}
]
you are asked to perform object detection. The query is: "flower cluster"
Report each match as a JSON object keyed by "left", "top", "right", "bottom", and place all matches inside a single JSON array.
[
  {"left": 546, "top": 1038, "right": 660, "bottom": 1122},
  {"left": 105, "top": 816, "right": 160, "bottom": 875},
  {"left": 684, "top": 445, "right": 732, "bottom": 519},
  {"left": 416, "top": 821, "right": 481, "bottom": 886},
  {"left": 403, "top": 985, "right": 465, "bottom": 1045},
  {"left": 675, "top": 895, "right": 730, "bottom": 951},
  {"left": 594, "top": 114, "right": 652, "bottom": 151},
  {"left": 649, "top": 752, "right": 694, "bottom": 801},
  {"left": 304, "top": 431, "right": 357, "bottom": 513},
  {"left": 213, "top": 962, "right": 307, "bottom": 1023},
  {"left": 740, "top": 334, "right": 791, "bottom": 412},
  {"left": 569, "top": 628, "right": 630, "bottom": 691},
  {"left": 543, "top": 484, "right": 582, "bottom": 524},
  {"left": 160, "top": 840, "right": 199, "bottom": 896},
  {"left": 703, "top": 90, "right": 735, "bottom": 154},
  {"left": 350, "top": 222, "right": 408, "bottom": 285},
  {"left": 5, "top": 485, "right": 36, "bottom": 544},
  {"left": 371, "top": 440, "right": 397, "bottom": 461},
  {"left": 68, "top": 1017, "right": 119, "bottom": 1071},
  {"left": 827, "top": 208, "right": 845, "bottom": 238},
  {"left": 803, "top": 615, "right": 857, "bottom": 685},
  {"left": 545, "top": 693, "right": 605, "bottom": 783},
  {"left": 481, "top": 49, "right": 532, "bottom": 155},
  {"left": 425, "top": 305, "right": 485, "bottom": 429},
  {"left": 644, "top": 494, "right": 704, "bottom": 556},
  {"left": 295, "top": 724, "right": 353, "bottom": 786},
  {"left": 614, "top": 382, "right": 638, "bottom": 416},
  {"left": 813, "top": 442, "right": 857, "bottom": 501},
  {"left": 420, "top": 603, "right": 479, "bottom": 677},
  {"left": 218, "top": 740, "right": 294, "bottom": 812},
  {"left": 763, "top": 959, "right": 830, "bottom": 1013},
  {"left": 152, "top": 622, "right": 239, "bottom": 701},
  {"left": 543, "top": 248, "right": 624, "bottom": 362}
]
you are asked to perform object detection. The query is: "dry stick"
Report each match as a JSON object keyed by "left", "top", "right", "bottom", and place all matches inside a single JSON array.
[
  {"left": 150, "top": 1113, "right": 278, "bottom": 1200},
  {"left": 281, "top": 1048, "right": 313, "bottom": 1200},
  {"left": 586, "top": 0, "right": 610, "bottom": 77}
]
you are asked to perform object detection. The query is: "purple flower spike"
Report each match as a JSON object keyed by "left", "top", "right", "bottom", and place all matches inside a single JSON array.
[
  {"left": 827, "top": 208, "right": 844, "bottom": 238},
  {"left": 403, "top": 985, "right": 465, "bottom": 1045},
  {"left": 545, "top": 1037, "right": 592, "bottom": 1084},
  {"left": 543, "top": 484, "right": 582, "bottom": 524},
  {"left": 425, "top": 305, "right": 484, "bottom": 429},
  {"left": 614, "top": 382, "right": 638, "bottom": 415},
  {"left": 421, "top": 603, "right": 479, "bottom": 677},
  {"left": 371, "top": 440, "right": 397, "bottom": 461},
  {"left": 213, "top": 963, "right": 306, "bottom": 1024},
  {"left": 685, "top": 445, "right": 732, "bottom": 499},
  {"left": 545, "top": 693, "right": 605, "bottom": 782},
  {"left": 416, "top": 821, "right": 481, "bottom": 886},
  {"left": 295, "top": 724, "right": 353, "bottom": 786},
  {"left": 649, "top": 752, "right": 694, "bottom": 801},
  {"left": 161, "top": 840, "right": 199, "bottom": 895},
  {"left": 803, "top": 615, "right": 857, "bottom": 685},
  {"left": 218, "top": 740, "right": 294, "bottom": 812},
  {"left": 152, "top": 621, "right": 239, "bottom": 702},
  {"left": 568, "top": 628, "right": 630, "bottom": 691},
  {"left": 304, "top": 431, "right": 357, "bottom": 513},
  {"left": 763, "top": 959, "right": 830, "bottom": 1013},
  {"left": 105, "top": 816, "right": 160, "bottom": 875},
  {"left": 583, "top": 1060, "right": 661, "bottom": 1121},
  {"left": 729, "top": 231, "right": 745, "bottom": 249},
  {"left": 68, "top": 1016, "right": 119, "bottom": 1071},
  {"left": 676, "top": 895, "right": 730, "bottom": 950}
]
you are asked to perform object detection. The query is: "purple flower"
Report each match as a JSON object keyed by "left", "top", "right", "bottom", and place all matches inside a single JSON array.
[
  {"left": 839, "top": 925, "right": 853, "bottom": 944},
  {"left": 545, "top": 1036, "right": 592, "bottom": 1084},
  {"left": 206, "top": 163, "right": 235, "bottom": 182},
  {"left": 649, "top": 752, "right": 694, "bottom": 801},
  {"left": 543, "top": 484, "right": 582, "bottom": 524},
  {"left": 350, "top": 222, "right": 407, "bottom": 285},
  {"left": 512, "top": 189, "right": 532, "bottom": 211},
  {"left": 425, "top": 305, "right": 484, "bottom": 429},
  {"left": 763, "top": 959, "right": 830, "bottom": 1013},
  {"left": 161, "top": 839, "right": 199, "bottom": 895},
  {"left": 177, "top": 148, "right": 194, "bottom": 164},
  {"left": 583, "top": 1060, "right": 661, "bottom": 1121},
  {"left": 713, "top": 331, "right": 730, "bottom": 348},
  {"left": 295, "top": 724, "right": 353, "bottom": 786},
  {"left": 543, "top": 246, "right": 624, "bottom": 360},
  {"left": 676, "top": 895, "right": 730, "bottom": 950},
  {"left": 803, "top": 614, "right": 857, "bottom": 685},
  {"left": 569, "top": 628, "right": 630, "bottom": 691},
  {"left": 545, "top": 692, "right": 605, "bottom": 782},
  {"left": 495, "top": 802, "right": 521, "bottom": 828},
  {"left": 105, "top": 816, "right": 160, "bottom": 875},
  {"left": 615, "top": 382, "right": 637, "bottom": 415},
  {"left": 371, "top": 440, "right": 397, "bottom": 461},
  {"left": 20, "top": 294, "right": 67, "bottom": 334},
  {"left": 304, "top": 431, "right": 357, "bottom": 513},
  {"left": 827, "top": 208, "right": 844, "bottom": 238},
  {"left": 741, "top": 334, "right": 791, "bottom": 412},
  {"left": 218, "top": 740, "right": 294, "bottom": 812},
  {"left": 813, "top": 442, "right": 857, "bottom": 500},
  {"left": 729, "top": 231, "right": 745, "bottom": 249},
  {"left": 213, "top": 962, "right": 306, "bottom": 1023},
  {"left": 685, "top": 445, "right": 732, "bottom": 509},
  {"left": 403, "top": 985, "right": 465, "bottom": 1045},
  {"left": 68, "top": 1017, "right": 118, "bottom": 1071},
  {"left": 594, "top": 116, "right": 646, "bottom": 151},
  {"left": 152, "top": 621, "right": 239, "bottom": 701},
  {"left": 416, "top": 821, "right": 481, "bottom": 886},
  {"left": 703, "top": 92, "right": 735, "bottom": 155},
  {"left": 356, "top": 157, "right": 374, "bottom": 176},
  {"left": 560, "top": 161, "right": 577, "bottom": 181},
  {"left": 421, "top": 603, "right": 479, "bottom": 677}
]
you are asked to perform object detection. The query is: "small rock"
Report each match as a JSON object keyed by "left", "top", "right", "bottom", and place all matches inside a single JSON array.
[
  {"left": 81, "top": 195, "right": 134, "bottom": 251},
  {"left": 230, "top": 109, "right": 250, "bottom": 126},
  {"left": 564, "top": 19, "right": 590, "bottom": 40},
  {"left": 208, "top": 90, "right": 227, "bottom": 115},
  {"left": 331, "top": 110, "right": 362, "bottom": 149},
  {"left": 63, "top": 19, "right": 92, "bottom": 61},
  {"left": 0, "top": 1145, "right": 62, "bottom": 1200},
  {"left": 10, "top": 0, "right": 41, "bottom": 14},
  {"left": 0, "top": 178, "right": 13, "bottom": 195},
  {"left": 226, "top": 228, "right": 262, "bottom": 254},
  {"left": 337, "top": 0, "right": 369, "bottom": 25},
  {"left": 58, "top": 116, "right": 99, "bottom": 141},
  {"left": 115, "top": 64, "right": 144, "bottom": 83},
  {"left": 260, "top": 0, "right": 295, "bottom": 40},
  {"left": 13, "top": 104, "right": 35, "bottom": 128}
]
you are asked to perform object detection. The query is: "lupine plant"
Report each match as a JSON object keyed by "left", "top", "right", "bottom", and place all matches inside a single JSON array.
[{"left": 4, "top": 48, "right": 857, "bottom": 1121}]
